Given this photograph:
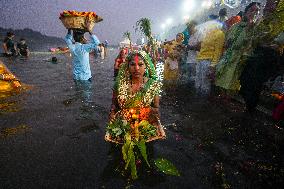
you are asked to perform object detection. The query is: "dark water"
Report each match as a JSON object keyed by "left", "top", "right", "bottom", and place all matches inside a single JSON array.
[{"left": 0, "top": 50, "right": 283, "bottom": 189}]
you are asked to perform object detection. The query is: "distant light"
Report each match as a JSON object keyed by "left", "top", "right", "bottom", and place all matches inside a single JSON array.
[
  {"left": 202, "top": 0, "right": 212, "bottom": 8},
  {"left": 207, "top": 0, "right": 213, "bottom": 7},
  {"left": 183, "top": 15, "right": 190, "bottom": 21},
  {"left": 183, "top": 0, "right": 195, "bottom": 12},
  {"left": 166, "top": 18, "right": 173, "bottom": 25},
  {"left": 161, "top": 23, "right": 166, "bottom": 29}
]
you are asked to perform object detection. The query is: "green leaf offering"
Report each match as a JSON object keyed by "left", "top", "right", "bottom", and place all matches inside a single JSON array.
[
  {"left": 137, "top": 140, "right": 150, "bottom": 167},
  {"left": 122, "top": 133, "right": 138, "bottom": 180},
  {"left": 154, "top": 158, "right": 180, "bottom": 176}
]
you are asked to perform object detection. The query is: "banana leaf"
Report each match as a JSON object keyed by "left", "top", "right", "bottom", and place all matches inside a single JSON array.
[
  {"left": 135, "top": 18, "right": 152, "bottom": 39},
  {"left": 129, "top": 147, "right": 137, "bottom": 179},
  {"left": 122, "top": 133, "right": 138, "bottom": 179},
  {"left": 136, "top": 139, "right": 150, "bottom": 167},
  {"left": 154, "top": 158, "right": 180, "bottom": 176}
]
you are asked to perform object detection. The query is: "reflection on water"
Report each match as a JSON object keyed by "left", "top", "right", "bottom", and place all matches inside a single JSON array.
[
  {"left": 0, "top": 124, "right": 30, "bottom": 138},
  {"left": 0, "top": 84, "right": 32, "bottom": 114},
  {"left": 63, "top": 80, "right": 95, "bottom": 120},
  {"left": 0, "top": 100, "right": 19, "bottom": 114}
]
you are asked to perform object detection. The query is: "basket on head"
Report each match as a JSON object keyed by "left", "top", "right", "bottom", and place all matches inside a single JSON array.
[{"left": 59, "top": 10, "right": 103, "bottom": 31}]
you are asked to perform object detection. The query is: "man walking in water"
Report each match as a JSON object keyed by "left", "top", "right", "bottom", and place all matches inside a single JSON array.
[{"left": 64, "top": 19, "right": 100, "bottom": 81}]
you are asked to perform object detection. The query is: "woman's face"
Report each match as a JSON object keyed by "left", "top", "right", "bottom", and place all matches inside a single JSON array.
[
  {"left": 120, "top": 49, "right": 126, "bottom": 58},
  {"left": 176, "top": 34, "right": 184, "bottom": 42},
  {"left": 129, "top": 54, "right": 146, "bottom": 79}
]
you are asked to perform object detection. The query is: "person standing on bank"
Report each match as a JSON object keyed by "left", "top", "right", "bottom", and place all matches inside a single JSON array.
[{"left": 64, "top": 19, "right": 100, "bottom": 81}]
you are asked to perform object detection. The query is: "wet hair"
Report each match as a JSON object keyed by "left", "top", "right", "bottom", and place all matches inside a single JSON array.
[
  {"left": 51, "top": 57, "right": 57, "bottom": 62},
  {"left": 245, "top": 2, "right": 261, "bottom": 14},
  {"left": 73, "top": 30, "right": 85, "bottom": 43},
  {"left": 219, "top": 8, "right": 227, "bottom": 17},
  {"left": 7, "top": 31, "right": 14, "bottom": 37}
]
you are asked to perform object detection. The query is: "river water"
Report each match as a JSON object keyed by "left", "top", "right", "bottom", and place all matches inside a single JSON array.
[{"left": 0, "top": 50, "right": 283, "bottom": 189}]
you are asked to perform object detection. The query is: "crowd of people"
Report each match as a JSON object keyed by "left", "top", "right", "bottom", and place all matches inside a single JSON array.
[{"left": 112, "top": 0, "right": 284, "bottom": 128}]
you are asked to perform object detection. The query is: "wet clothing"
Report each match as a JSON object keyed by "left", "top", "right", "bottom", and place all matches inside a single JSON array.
[
  {"left": 196, "top": 29, "right": 225, "bottom": 66},
  {"left": 3, "top": 37, "right": 16, "bottom": 55},
  {"left": 195, "top": 60, "right": 211, "bottom": 94},
  {"left": 215, "top": 21, "right": 255, "bottom": 92},
  {"left": 195, "top": 29, "right": 225, "bottom": 95},
  {"left": 65, "top": 34, "right": 100, "bottom": 80},
  {"left": 182, "top": 29, "right": 190, "bottom": 46},
  {"left": 17, "top": 43, "right": 29, "bottom": 56}
]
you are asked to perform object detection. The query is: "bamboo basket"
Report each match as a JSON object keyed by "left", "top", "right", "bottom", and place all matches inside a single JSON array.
[
  {"left": 60, "top": 15, "right": 103, "bottom": 30},
  {"left": 105, "top": 120, "right": 166, "bottom": 144}
]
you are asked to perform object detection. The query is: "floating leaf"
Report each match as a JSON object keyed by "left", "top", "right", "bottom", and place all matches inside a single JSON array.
[{"left": 154, "top": 158, "right": 180, "bottom": 176}]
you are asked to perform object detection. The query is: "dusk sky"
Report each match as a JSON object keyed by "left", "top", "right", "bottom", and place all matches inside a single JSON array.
[{"left": 0, "top": 0, "right": 185, "bottom": 45}]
